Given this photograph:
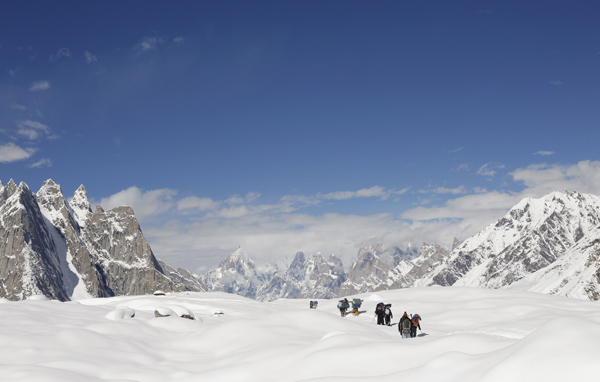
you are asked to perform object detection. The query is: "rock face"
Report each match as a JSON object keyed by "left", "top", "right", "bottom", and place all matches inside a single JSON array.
[
  {"left": 0, "top": 179, "right": 200, "bottom": 301},
  {"left": 0, "top": 180, "right": 70, "bottom": 300}
]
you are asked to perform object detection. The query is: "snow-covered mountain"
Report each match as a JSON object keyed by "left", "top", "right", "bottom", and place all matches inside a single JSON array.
[
  {"left": 258, "top": 251, "right": 347, "bottom": 301},
  {"left": 414, "top": 191, "right": 600, "bottom": 292},
  {"left": 200, "top": 247, "right": 277, "bottom": 299},
  {"left": 198, "top": 191, "right": 600, "bottom": 301},
  {"left": 0, "top": 179, "right": 200, "bottom": 301},
  {"left": 508, "top": 222, "right": 600, "bottom": 300},
  {"left": 4, "top": 181, "right": 600, "bottom": 303}
]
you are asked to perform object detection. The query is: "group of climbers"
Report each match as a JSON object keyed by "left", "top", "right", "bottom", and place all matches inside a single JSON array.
[
  {"left": 332, "top": 299, "right": 422, "bottom": 338},
  {"left": 374, "top": 302, "right": 393, "bottom": 326},
  {"left": 336, "top": 298, "right": 363, "bottom": 316},
  {"left": 398, "top": 311, "right": 421, "bottom": 338}
]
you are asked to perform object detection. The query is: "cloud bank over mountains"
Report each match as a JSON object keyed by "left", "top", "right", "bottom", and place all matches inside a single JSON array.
[{"left": 93, "top": 160, "right": 600, "bottom": 272}]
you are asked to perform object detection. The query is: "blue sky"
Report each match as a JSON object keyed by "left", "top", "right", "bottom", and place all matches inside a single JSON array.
[{"left": 2, "top": 1, "right": 600, "bottom": 272}]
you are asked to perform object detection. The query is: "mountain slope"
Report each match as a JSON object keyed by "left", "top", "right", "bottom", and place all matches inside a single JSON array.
[
  {"left": 416, "top": 191, "right": 600, "bottom": 291},
  {"left": 509, "top": 223, "right": 600, "bottom": 300}
]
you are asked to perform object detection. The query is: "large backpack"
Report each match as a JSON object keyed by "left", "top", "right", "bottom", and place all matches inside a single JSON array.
[
  {"left": 402, "top": 317, "right": 411, "bottom": 330},
  {"left": 412, "top": 314, "right": 420, "bottom": 326}
]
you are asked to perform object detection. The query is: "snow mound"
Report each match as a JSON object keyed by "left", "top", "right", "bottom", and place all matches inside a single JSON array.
[
  {"left": 105, "top": 307, "right": 136, "bottom": 320},
  {"left": 27, "top": 295, "right": 50, "bottom": 301}
]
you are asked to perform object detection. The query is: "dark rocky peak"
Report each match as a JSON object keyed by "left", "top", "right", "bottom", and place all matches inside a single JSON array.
[
  {"left": 353, "top": 245, "right": 380, "bottom": 266},
  {"left": 287, "top": 251, "right": 307, "bottom": 281},
  {"left": 314, "top": 253, "right": 345, "bottom": 275},
  {"left": 72, "top": 185, "right": 91, "bottom": 208},
  {"left": 0, "top": 180, "right": 35, "bottom": 207},
  {"left": 70, "top": 185, "right": 92, "bottom": 227},
  {"left": 327, "top": 254, "right": 345, "bottom": 272},
  {"left": 0, "top": 179, "right": 18, "bottom": 203},
  {"left": 17, "top": 181, "right": 32, "bottom": 193},
  {"left": 37, "top": 179, "right": 67, "bottom": 209}
]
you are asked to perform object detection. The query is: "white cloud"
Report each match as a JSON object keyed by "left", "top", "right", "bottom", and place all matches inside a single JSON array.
[
  {"left": 477, "top": 163, "right": 505, "bottom": 177},
  {"left": 419, "top": 186, "right": 467, "bottom": 195},
  {"left": 226, "top": 192, "right": 260, "bottom": 205},
  {"left": 178, "top": 196, "right": 220, "bottom": 212},
  {"left": 535, "top": 151, "right": 555, "bottom": 156},
  {"left": 320, "top": 186, "right": 393, "bottom": 200},
  {"left": 0, "top": 143, "right": 36, "bottom": 163},
  {"left": 29, "top": 158, "right": 53, "bottom": 168},
  {"left": 16, "top": 120, "right": 50, "bottom": 140},
  {"left": 510, "top": 160, "right": 600, "bottom": 196},
  {"left": 215, "top": 205, "right": 250, "bottom": 219},
  {"left": 173, "top": 37, "right": 184, "bottom": 44},
  {"left": 452, "top": 164, "right": 470, "bottom": 172},
  {"left": 140, "top": 37, "right": 158, "bottom": 51},
  {"left": 144, "top": 211, "right": 411, "bottom": 271},
  {"left": 550, "top": 79, "right": 563, "bottom": 86},
  {"left": 29, "top": 80, "right": 50, "bottom": 92},
  {"left": 134, "top": 36, "right": 167, "bottom": 54},
  {"left": 50, "top": 48, "right": 71, "bottom": 62},
  {"left": 99, "top": 187, "right": 177, "bottom": 222},
  {"left": 94, "top": 162, "right": 600, "bottom": 272},
  {"left": 84, "top": 51, "right": 97, "bottom": 63}
]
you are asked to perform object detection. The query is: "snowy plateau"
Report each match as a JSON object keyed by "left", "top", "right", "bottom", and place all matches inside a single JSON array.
[{"left": 1, "top": 288, "right": 599, "bottom": 381}]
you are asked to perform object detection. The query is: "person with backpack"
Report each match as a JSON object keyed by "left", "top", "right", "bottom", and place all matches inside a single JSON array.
[
  {"left": 375, "top": 303, "right": 386, "bottom": 325},
  {"left": 337, "top": 298, "right": 350, "bottom": 317},
  {"left": 351, "top": 298, "right": 362, "bottom": 316},
  {"left": 410, "top": 313, "right": 422, "bottom": 337},
  {"left": 384, "top": 304, "right": 393, "bottom": 326},
  {"left": 398, "top": 312, "right": 411, "bottom": 338}
]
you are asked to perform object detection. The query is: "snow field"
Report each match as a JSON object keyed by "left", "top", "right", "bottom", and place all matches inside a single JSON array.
[{"left": 0, "top": 287, "right": 599, "bottom": 381}]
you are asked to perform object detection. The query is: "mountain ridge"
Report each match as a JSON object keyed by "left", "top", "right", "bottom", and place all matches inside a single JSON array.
[{"left": 2, "top": 179, "right": 600, "bottom": 302}]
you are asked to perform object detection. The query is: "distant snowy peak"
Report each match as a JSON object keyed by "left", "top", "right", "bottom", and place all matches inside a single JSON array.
[
  {"left": 70, "top": 185, "right": 92, "bottom": 227},
  {"left": 218, "top": 247, "right": 254, "bottom": 273},
  {"left": 201, "top": 247, "right": 277, "bottom": 299}
]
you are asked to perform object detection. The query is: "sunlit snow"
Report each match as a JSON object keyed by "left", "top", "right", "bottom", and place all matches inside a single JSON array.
[{"left": 1, "top": 287, "right": 599, "bottom": 381}]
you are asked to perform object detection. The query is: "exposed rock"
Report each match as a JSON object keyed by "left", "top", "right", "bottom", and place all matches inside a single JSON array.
[{"left": 0, "top": 179, "right": 201, "bottom": 301}]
